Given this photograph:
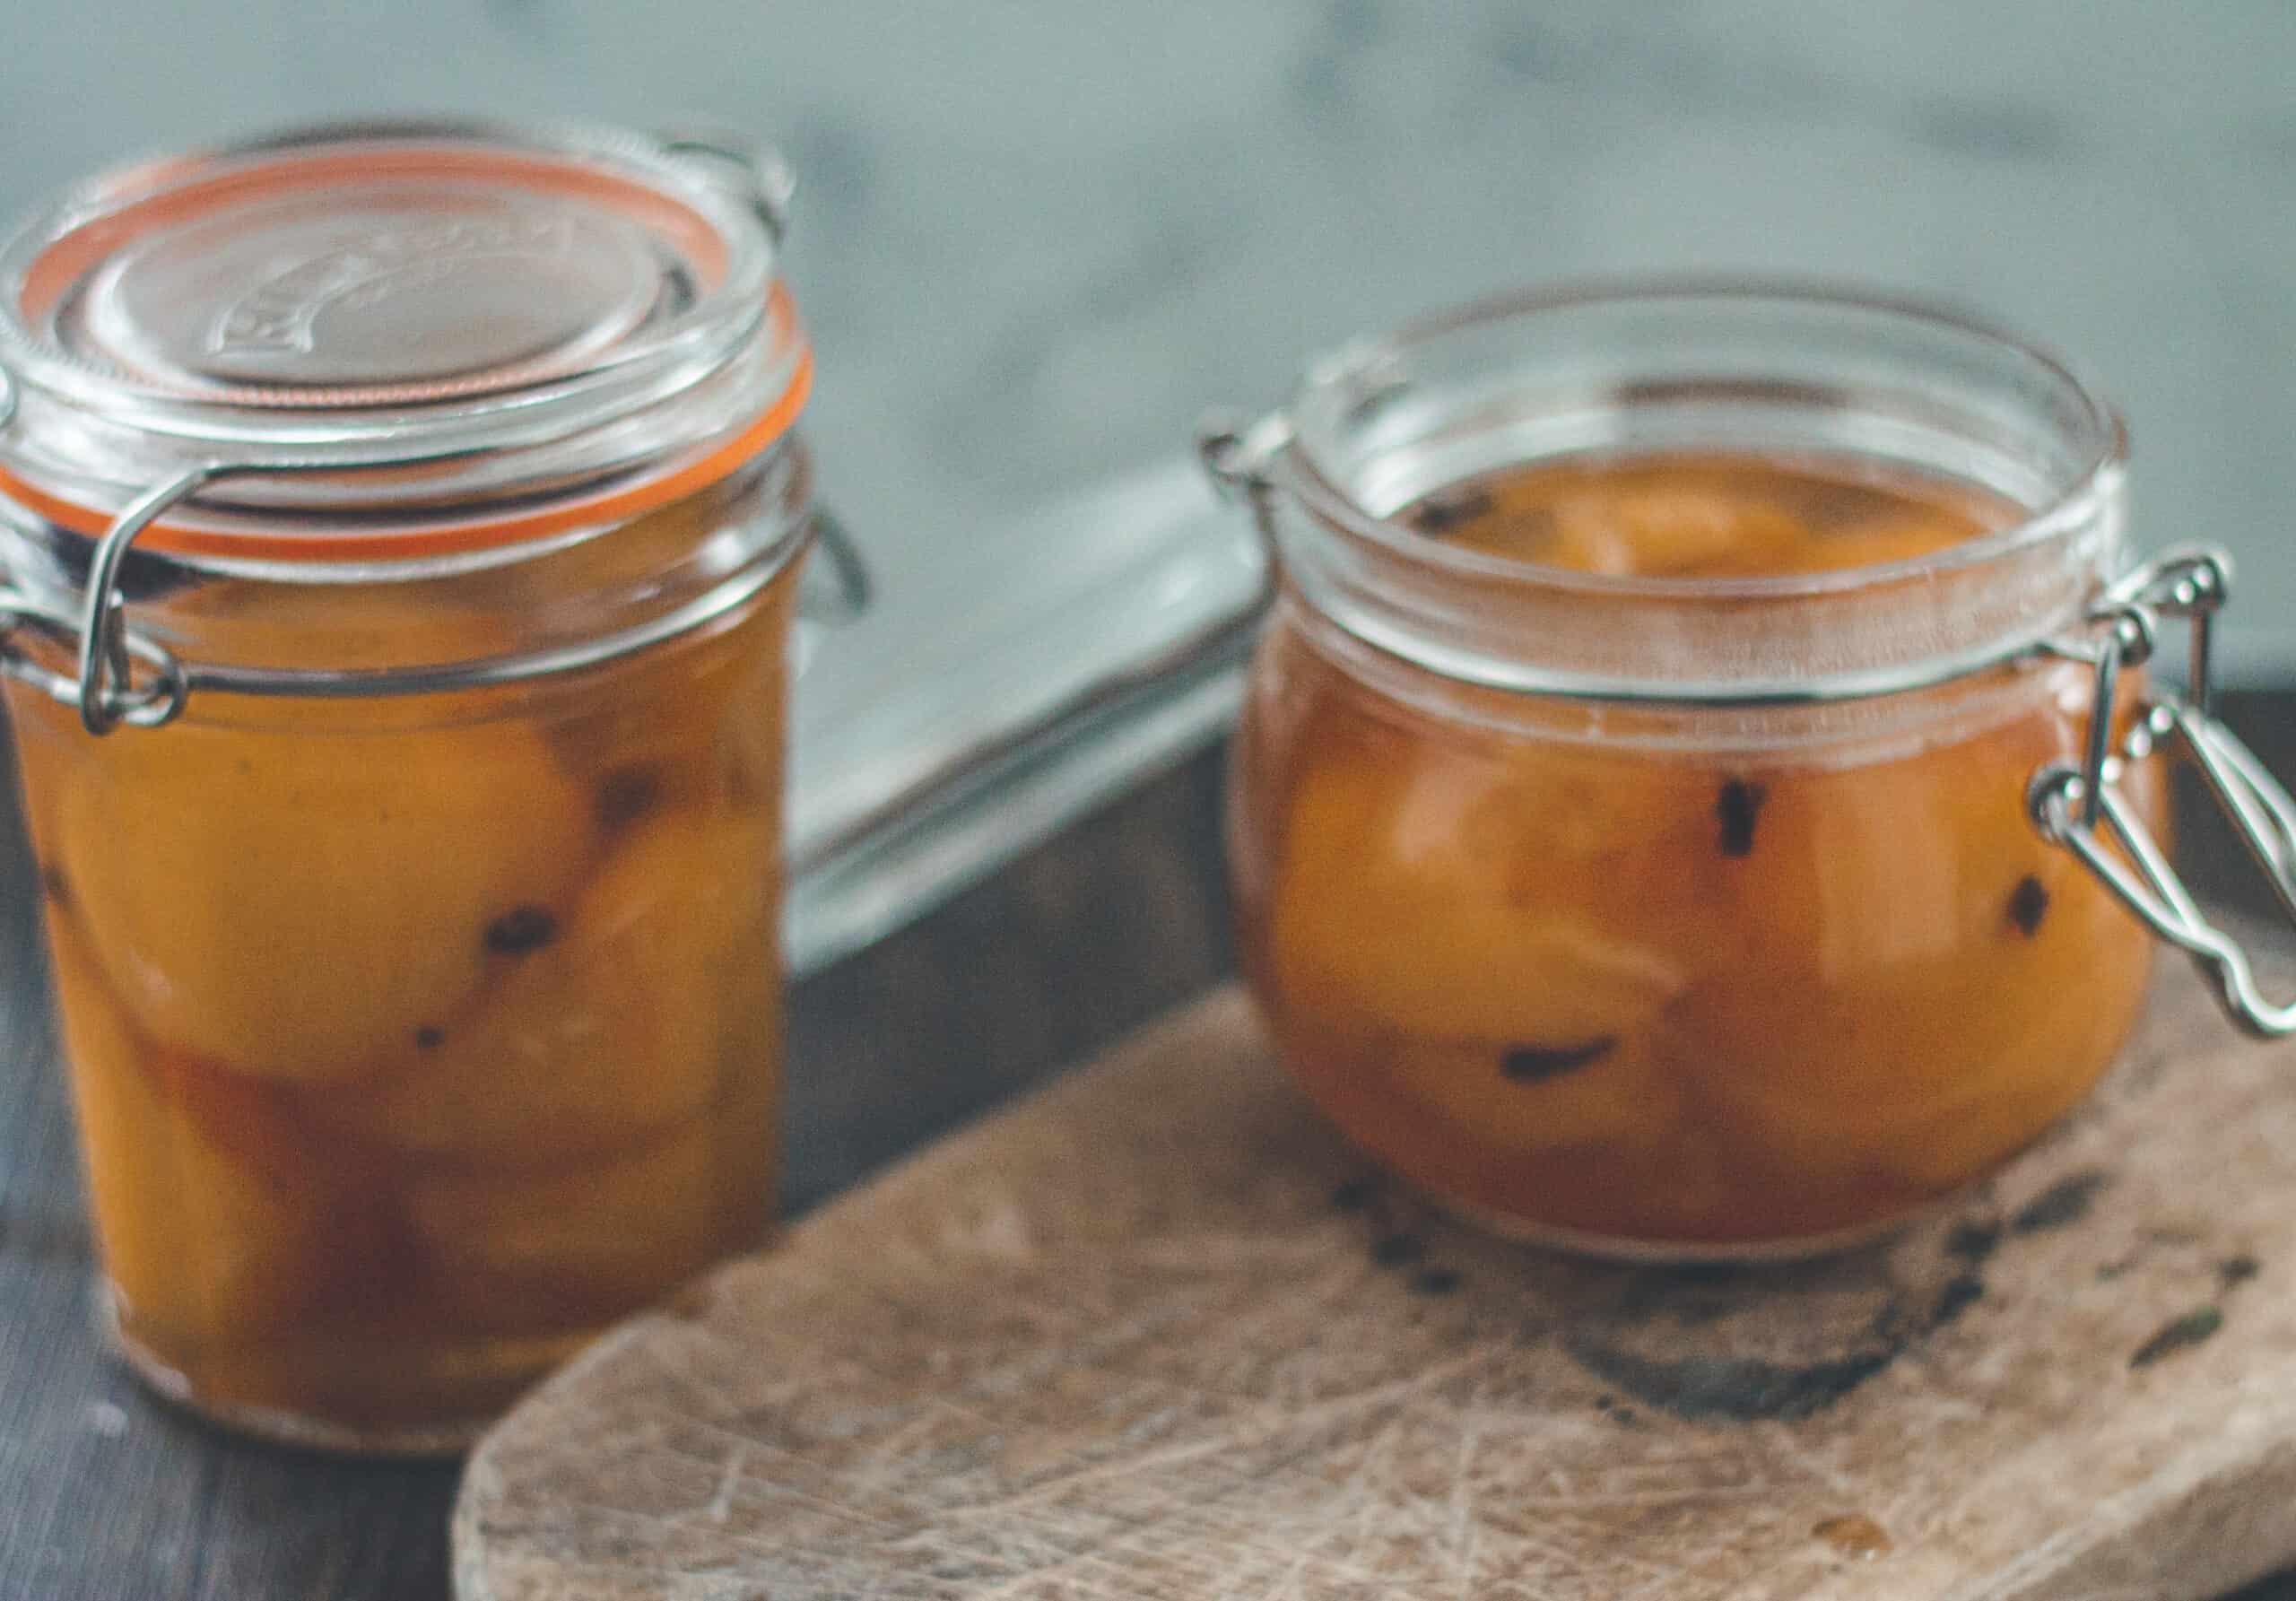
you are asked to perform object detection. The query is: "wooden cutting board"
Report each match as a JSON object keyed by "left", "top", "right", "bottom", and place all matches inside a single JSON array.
[{"left": 456, "top": 953, "right": 2296, "bottom": 1601}]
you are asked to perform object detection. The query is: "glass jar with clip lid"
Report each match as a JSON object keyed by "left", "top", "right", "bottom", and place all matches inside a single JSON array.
[{"left": 1198, "top": 282, "right": 2296, "bottom": 1257}]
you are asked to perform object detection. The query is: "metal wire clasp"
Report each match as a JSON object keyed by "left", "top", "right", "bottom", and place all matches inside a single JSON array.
[
  {"left": 0, "top": 457, "right": 863, "bottom": 735},
  {"left": 59, "top": 467, "right": 213, "bottom": 732},
  {"left": 0, "top": 352, "right": 187, "bottom": 730},
  {"left": 656, "top": 128, "right": 797, "bottom": 246},
  {"left": 1195, "top": 406, "right": 1292, "bottom": 570},
  {"left": 2030, "top": 545, "right": 2296, "bottom": 1037}
]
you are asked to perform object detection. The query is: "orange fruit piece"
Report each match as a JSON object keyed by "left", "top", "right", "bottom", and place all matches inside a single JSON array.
[
  {"left": 328, "top": 806, "right": 778, "bottom": 1163},
  {"left": 48, "top": 915, "right": 340, "bottom": 1347},
  {"left": 405, "top": 1122, "right": 727, "bottom": 1332},
  {"left": 1537, "top": 488, "right": 1812, "bottom": 577},
  {"left": 1383, "top": 1032, "right": 1685, "bottom": 1153},
  {"left": 57, "top": 711, "right": 596, "bottom": 1082}
]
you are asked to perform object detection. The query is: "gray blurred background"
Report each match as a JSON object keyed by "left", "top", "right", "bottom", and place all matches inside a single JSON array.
[
  {"left": 3, "top": 0, "right": 2292, "bottom": 673},
  {"left": 4, "top": 17, "right": 2296, "bottom": 1599}
]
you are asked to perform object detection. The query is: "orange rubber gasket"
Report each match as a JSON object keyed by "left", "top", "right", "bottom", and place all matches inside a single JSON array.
[{"left": 0, "top": 291, "right": 809, "bottom": 562}]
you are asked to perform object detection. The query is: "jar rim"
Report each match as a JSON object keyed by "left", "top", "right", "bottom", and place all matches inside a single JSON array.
[
  {"left": 1280, "top": 275, "right": 2126, "bottom": 605},
  {"left": 1257, "top": 277, "right": 2132, "bottom": 705}
]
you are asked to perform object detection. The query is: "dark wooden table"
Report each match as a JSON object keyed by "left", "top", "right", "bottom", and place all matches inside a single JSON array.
[{"left": 3, "top": 702, "right": 2292, "bottom": 1600}]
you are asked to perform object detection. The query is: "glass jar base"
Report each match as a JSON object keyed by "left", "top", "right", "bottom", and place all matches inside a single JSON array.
[
  {"left": 96, "top": 1288, "right": 526, "bottom": 1459},
  {"left": 1427, "top": 1188, "right": 1948, "bottom": 1265}
]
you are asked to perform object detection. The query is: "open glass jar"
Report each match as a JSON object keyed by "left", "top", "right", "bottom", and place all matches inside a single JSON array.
[
  {"left": 0, "top": 121, "right": 849, "bottom": 1451},
  {"left": 1205, "top": 283, "right": 2296, "bottom": 1258}
]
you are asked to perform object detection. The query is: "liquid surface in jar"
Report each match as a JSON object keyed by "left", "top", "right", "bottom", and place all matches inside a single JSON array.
[
  {"left": 10, "top": 484, "right": 788, "bottom": 1449},
  {"left": 1401, "top": 452, "right": 2006, "bottom": 578},
  {"left": 1231, "top": 450, "right": 2161, "bottom": 1249}
]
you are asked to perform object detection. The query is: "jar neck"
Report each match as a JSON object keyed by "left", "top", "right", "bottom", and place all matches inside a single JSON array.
[
  {"left": 1269, "top": 445, "right": 2126, "bottom": 709},
  {"left": 0, "top": 432, "right": 810, "bottom": 722},
  {"left": 1275, "top": 591, "right": 2104, "bottom": 762},
  {"left": 1256, "top": 282, "right": 2130, "bottom": 716}
]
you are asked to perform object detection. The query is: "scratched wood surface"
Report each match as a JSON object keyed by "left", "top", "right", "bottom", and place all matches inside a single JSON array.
[
  {"left": 6, "top": 699, "right": 2293, "bottom": 1600},
  {"left": 458, "top": 945, "right": 2296, "bottom": 1601}
]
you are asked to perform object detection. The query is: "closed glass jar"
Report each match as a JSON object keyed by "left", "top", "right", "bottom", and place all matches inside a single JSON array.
[
  {"left": 0, "top": 123, "right": 820, "bottom": 1450},
  {"left": 1219, "top": 285, "right": 2177, "bottom": 1257}
]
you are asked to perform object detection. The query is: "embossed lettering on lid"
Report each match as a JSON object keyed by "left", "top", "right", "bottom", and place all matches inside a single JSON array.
[{"left": 81, "top": 182, "right": 666, "bottom": 397}]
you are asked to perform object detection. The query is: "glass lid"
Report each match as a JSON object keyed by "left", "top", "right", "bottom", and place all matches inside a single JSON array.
[{"left": 0, "top": 120, "right": 806, "bottom": 559}]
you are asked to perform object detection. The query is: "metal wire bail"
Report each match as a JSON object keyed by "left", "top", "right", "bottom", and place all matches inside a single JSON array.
[
  {"left": 2029, "top": 545, "right": 2296, "bottom": 1037},
  {"left": 0, "top": 589, "right": 187, "bottom": 730},
  {"left": 70, "top": 467, "right": 216, "bottom": 733},
  {"left": 1195, "top": 406, "right": 1293, "bottom": 571},
  {"left": 796, "top": 506, "right": 873, "bottom": 628},
  {"left": 656, "top": 127, "right": 797, "bottom": 246},
  {"left": 0, "top": 356, "right": 195, "bottom": 732}
]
